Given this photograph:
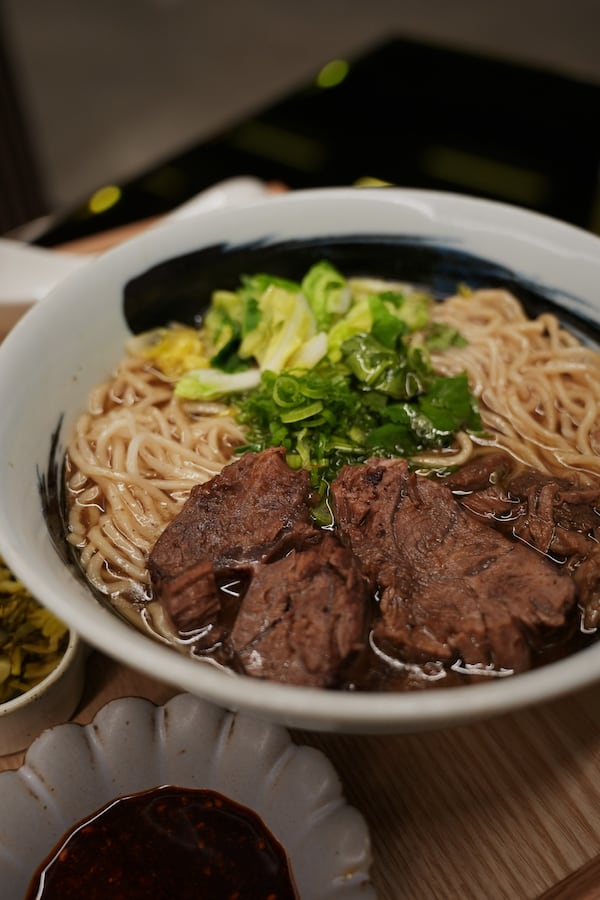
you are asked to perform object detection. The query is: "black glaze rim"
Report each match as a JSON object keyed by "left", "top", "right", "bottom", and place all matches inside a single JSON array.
[{"left": 122, "top": 234, "right": 599, "bottom": 342}]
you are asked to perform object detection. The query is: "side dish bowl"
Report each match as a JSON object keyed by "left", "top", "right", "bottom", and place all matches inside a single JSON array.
[
  {"left": 0, "top": 693, "right": 373, "bottom": 899},
  {"left": 0, "top": 187, "right": 599, "bottom": 733},
  {"left": 0, "top": 629, "right": 85, "bottom": 756}
]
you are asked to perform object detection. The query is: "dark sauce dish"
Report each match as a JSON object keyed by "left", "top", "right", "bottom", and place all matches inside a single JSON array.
[
  {"left": 1, "top": 187, "right": 600, "bottom": 733},
  {"left": 0, "top": 694, "right": 373, "bottom": 900}
]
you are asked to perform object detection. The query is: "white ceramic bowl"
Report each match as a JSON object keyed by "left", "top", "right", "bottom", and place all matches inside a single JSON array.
[
  {"left": 0, "top": 629, "right": 85, "bottom": 756},
  {"left": 0, "top": 693, "right": 374, "bottom": 900},
  {"left": 0, "top": 187, "right": 599, "bottom": 734}
]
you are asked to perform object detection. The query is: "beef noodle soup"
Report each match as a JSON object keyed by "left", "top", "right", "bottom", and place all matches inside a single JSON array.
[{"left": 63, "top": 264, "right": 600, "bottom": 691}]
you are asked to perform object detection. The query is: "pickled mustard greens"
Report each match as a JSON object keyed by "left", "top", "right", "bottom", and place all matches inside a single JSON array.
[
  {"left": 0, "top": 555, "right": 69, "bottom": 703},
  {"left": 129, "top": 260, "right": 481, "bottom": 493}
]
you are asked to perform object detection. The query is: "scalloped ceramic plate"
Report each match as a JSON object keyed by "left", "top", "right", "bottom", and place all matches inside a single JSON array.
[{"left": 0, "top": 693, "right": 374, "bottom": 900}]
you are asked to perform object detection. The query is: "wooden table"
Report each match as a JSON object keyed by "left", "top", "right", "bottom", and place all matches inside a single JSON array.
[
  {"left": 2, "top": 650, "right": 600, "bottom": 899},
  {"left": 2, "top": 213, "right": 600, "bottom": 900}
]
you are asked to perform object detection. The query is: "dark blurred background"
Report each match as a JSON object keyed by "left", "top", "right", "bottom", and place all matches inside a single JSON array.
[{"left": 1, "top": 0, "right": 599, "bottom": 239}]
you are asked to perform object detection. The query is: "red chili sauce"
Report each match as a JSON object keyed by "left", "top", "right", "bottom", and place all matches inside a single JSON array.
[{"left": 26, "top": 786, "right": 298, "bottom": 899}]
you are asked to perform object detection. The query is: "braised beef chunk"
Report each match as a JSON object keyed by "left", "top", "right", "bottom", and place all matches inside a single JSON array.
[
  {"left": 149, "top": 448, "right": 368, "bottom": 684},
  {"left": 159, "top": 558, "right": 219, "bottom": 635},
  {"left": 148, "top": 444, "right": 597, "bottom": 688},
  {"left": 441, "top": 452, "right": 520, "bottom": 522},
  {"left": 331, "top": 459, "right": 576, "bottom": 672},
  {"left": 149, "top": 447, "right": 314, "bottom": 588},
  {"left": 443, "top": 454, "right": 600, "bottom": 622},
  {"left": 441, "top": 451, "right": 515, "bottom": 495},
  {"left": 444, "top": 454, "right": 600, "bottom": 544},
  {"left": 231, "top": 534, "right": 370, "bottom": 687}
]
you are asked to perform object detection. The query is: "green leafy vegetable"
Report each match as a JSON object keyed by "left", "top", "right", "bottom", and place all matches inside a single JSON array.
[
  {"left": 341, "top": 333, "right": 433, "bottom": 399},
  {"left": 418, "top": 372, "right": 479, "bottom": 433},
  {"left": 130, "top": 260, "right": 482, "bottom": 493},
  {"left": 240, "top": 273, "right": 301, "bottom": 296},
  {"left": 238, "top": 285, "right": 324, "bottom": 373},
  {"left": 348, "top": 278, "right": 431, "bottom": 330},
  {"left": 422, "top": 322, "right": 468, "bottom": 351},
  {"left": 175, "top": 367, "right": 261, "bottom": 401},
  {"left": 236, "top": 363, "right": 481, "bottom": 490},
  {"left": 380, "top": 289, "right": 431, "bottom": 332},
  {"left": 301, "top": 260, "right": 350, "bottom": 331},
  {"left": 326, "top": 297, "right": 372, "bottom": 362},
  {"left": 203, "top": 289, "right": 260, "bottom": 372},
  {"left": 367, "top": 294, "right": 408, "bottom": 348}
]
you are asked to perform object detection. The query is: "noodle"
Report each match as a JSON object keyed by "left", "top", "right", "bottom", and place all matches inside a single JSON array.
[
  {"left": 66, "top": 356, "right": 246, "bottom": 601},
  {"left": 428, "top": 289, "right": 600, "bottom": 479}
]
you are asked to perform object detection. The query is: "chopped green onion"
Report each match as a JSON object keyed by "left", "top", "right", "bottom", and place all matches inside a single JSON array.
[
  {"left": 280, "top": 401, "right": 324, "bottom": 423},
  {"left": 131, "top": 259, "right": 481, "bottom": 494}
]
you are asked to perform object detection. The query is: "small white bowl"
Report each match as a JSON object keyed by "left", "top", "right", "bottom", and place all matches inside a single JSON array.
[
  {"left": 0, "top": 629, "right": 85, "bottom": 756},
  {"left": 0, "top": 693, "right": 374, "bottom": 900}
]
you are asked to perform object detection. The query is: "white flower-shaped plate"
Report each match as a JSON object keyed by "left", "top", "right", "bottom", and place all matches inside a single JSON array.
[{"left": 0, "top": 693, "right": 374, "bottom": 900}]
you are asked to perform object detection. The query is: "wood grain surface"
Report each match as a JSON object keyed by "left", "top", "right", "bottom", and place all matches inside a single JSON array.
[
  {"left": 2, "top": 650, "right": 600, "bottom": 899},
  {"left": 2, "top": 211, "right": 600, "bottom": 900}
]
